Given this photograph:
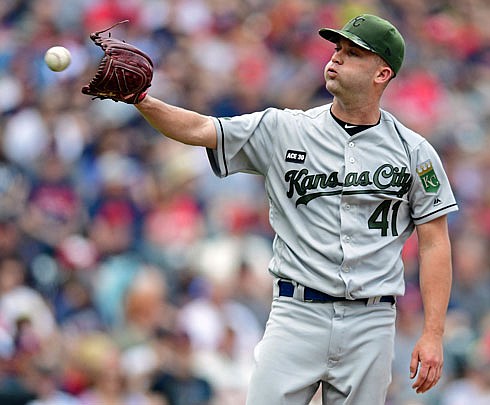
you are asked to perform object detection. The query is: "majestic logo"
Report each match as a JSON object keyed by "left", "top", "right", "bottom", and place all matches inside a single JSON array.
[
  {"left": 285, "top": 164, "right": 412, "bottom": 206},
  {"left": 416, "top": 160, "right": 440, "bottom": 193},
  {"left": 285, "top": 150, "right": 307, "bottom": 164}
]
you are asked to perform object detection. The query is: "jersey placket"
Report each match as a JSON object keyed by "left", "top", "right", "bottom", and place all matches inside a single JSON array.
[{"left": 338, "top": 138, "right": 360, "bottom": 298}]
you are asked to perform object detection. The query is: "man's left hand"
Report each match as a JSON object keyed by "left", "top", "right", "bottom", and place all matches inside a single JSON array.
[{"left": 410, "top": 333, "right": 444, "bottom": 393}]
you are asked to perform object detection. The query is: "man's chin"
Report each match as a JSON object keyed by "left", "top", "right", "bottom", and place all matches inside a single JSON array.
[{"left": 325, "top": 81, "right": 339, "bottom": 96}]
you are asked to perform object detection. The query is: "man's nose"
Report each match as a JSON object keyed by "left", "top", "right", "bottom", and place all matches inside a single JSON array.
[{"left": 331, "top": 50, "right": 342, "bottom": 64}]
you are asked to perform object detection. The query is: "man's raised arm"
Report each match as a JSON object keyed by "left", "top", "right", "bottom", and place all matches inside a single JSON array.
[{"left": 136, "top": 95, "right": 217, "bottom": 149}]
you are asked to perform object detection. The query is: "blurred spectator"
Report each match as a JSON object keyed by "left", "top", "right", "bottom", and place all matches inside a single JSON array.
[
  {"left": 0, "top": 220, "right": 22, "bottom": 259},
  {"left": 19, "top": 152, "right": 86, "bottom": 261},
  {"left": 0, "top": 255, "right": 56, "bottom": 353},
  {"left": 117, "top": 265, "right": 175, "bottom": 347},
  {"left": 90, "top": 253, "right": 143, "bottom": 328},
  {"left": 2, "top": 108, "right": 51, "bottom": 173},
  {"left": 440, "top": 325, "right": 490, "bottom": 405},
  {"left": 139, "top": 142, "right": 207, "bottom": 292},
  {"left": 0, "top": 148, "right": 29, "bottom": 223},
  {"left": 176, "top": 276, "right": 262, "bottom": 356},
  {"left": 449, "top": 232, "right": 490, "bottom": 330},
  {"left": 0, "top": 362, "right": 36, "bottom": 405},
  {"left": 149, "top": 330, "right": 213, "bottom": 405},
  {"left": 193, "top": 325, "right": 250, "bottom": 405},
  {"left": 53, "top": 275, "right": 104, "bottom": 338},
  {"left": 0, "top": 255, "right": 57, "bottom": 405},
  {"left": 87, "top": 150, "right": 144, "bottom": 256},
  {"left": 71, "top": 332, "right": 159, "bottom": 405},
  {"left": 25, "top": 361, "right": 81, "bottom": 405}
]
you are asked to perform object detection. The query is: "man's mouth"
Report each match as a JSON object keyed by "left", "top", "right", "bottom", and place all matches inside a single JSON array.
[{"left": 326, "top": 68, "right": 337, "bottom": 78}]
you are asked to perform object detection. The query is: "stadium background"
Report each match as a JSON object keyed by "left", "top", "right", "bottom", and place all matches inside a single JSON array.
[{"left": 0, "top": 0, "right": 489, "bottom": 404}]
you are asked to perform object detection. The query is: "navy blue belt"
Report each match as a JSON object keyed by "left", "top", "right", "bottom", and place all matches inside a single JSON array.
[{"left": 278, "top": 280, "right": 395, "bottom": 304}]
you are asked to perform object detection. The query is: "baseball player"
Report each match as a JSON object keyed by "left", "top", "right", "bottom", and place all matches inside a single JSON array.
[{"left": 83, "top": 13, "right": 458, "bottom": 405}]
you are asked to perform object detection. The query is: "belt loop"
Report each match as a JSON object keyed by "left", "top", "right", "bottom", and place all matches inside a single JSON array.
[
  {"left": 366, "top": 296, "right": 382, "bottom": 306},
  {"left": 293, "top": 281, "right": 305, "bottom": 301},
  {"left": 273, "top": 278, "right": 281, "bottom": 298}
]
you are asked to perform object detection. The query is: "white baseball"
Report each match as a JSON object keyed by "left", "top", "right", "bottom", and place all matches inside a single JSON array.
[{"left": 44, "top": 46, "right": 71, "bottom": 72}]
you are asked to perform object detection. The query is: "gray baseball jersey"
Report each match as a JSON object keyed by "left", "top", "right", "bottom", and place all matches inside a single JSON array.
[{"left": 207, "top": 103, "right": 458, "bottom": 299}]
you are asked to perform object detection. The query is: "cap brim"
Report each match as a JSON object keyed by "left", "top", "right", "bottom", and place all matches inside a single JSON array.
[{"left": 318, "top": 28, "right": 374, "bottom": 52}]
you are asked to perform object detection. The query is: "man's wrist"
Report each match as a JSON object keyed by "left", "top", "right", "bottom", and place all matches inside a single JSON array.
[
  {"left": 422, "top": 325, "right": 445, "bottom": 338},
  {"left": 136, "top": 91, "right": 148, "bottom": 104}
]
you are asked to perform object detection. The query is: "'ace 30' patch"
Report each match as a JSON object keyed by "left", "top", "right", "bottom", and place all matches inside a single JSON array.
[{"left": 285, "top": 150, "right": 306, "bottom": 164}]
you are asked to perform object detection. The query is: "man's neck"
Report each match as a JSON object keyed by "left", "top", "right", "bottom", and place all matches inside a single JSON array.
[{"left": 331, "top": 99, "right": 381, "bottom": 126}]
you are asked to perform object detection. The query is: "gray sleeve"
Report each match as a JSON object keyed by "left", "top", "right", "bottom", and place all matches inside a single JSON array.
[
  {"left": 409, "top": 140, "right": 458, "bottom": 225},
  {"left": 206, "top": 108, "right": 279, "bottom": 178}
]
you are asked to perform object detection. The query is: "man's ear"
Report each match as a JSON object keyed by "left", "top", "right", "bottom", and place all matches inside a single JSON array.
[{"left": 375, "top": 66, "right": 394, "bottom": 85}]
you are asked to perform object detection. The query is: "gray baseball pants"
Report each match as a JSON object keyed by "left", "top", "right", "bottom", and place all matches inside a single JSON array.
[{"left": 246, "top": 285, "right": 396, "bottom": 404}]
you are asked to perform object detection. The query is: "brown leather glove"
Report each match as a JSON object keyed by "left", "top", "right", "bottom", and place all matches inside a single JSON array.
[{"left": 82, "top": 20, "right": 153, "bottom": 104}]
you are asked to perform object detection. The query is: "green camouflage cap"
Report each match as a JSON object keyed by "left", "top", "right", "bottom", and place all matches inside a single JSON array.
[{"left": 319, "top": 14, "right": 405, "bottom": 75}]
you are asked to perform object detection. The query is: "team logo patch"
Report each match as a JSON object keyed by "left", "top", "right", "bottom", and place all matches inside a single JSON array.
[
  {"left": 285, "top": 150, "right": 307, "bottom": 164},
  {"left": 416, "top": 160, "right": 440, "bottom": 193}
]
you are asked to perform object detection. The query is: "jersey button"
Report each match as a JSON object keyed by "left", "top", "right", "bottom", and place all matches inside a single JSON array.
[
  {"left": 342, "top": 265, "right": 350, "bottom": 273},
  {"left": 345, "top": 204, "right": 351, "bottom": 210},
  {"left": 349, "top": 157, "right": 355, "bottom": 164},
  {"left": 344, "top": 236, "right": 351, "bottom": 243},
  {"left": 348, "top": 142, "right": 355, "bottom": 148}
]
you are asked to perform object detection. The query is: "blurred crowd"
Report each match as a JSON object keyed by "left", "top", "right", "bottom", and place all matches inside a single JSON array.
[{"left": 0, "top": 0, "right": 489, "bottom": 404}]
